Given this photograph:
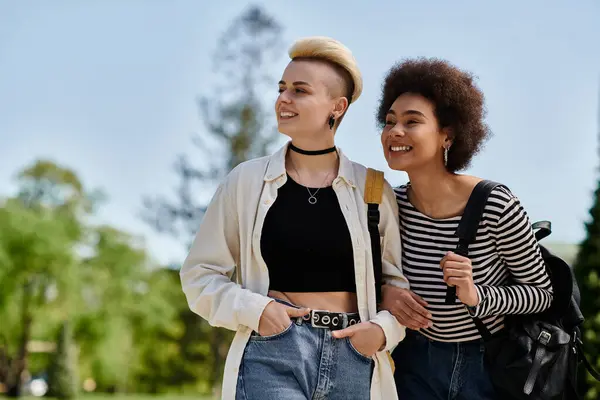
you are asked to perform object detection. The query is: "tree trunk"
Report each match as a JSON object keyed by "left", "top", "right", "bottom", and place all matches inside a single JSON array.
[
  {"left": 0, "top": 341, "right": 9, "bottom": 386},
  {"left": 6, "top": 283, "right": 34, "bottom": 398}
]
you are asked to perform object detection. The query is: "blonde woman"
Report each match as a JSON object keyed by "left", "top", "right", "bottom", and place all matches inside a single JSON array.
[{"left": 180, "top": 36, "right": 408, "bottom": 400}]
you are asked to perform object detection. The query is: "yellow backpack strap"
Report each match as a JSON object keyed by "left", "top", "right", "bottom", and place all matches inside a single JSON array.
[
  {"left": 364, "top": 168, "right": 385, "bottom": 205},
  {"left": 364, "top": 168, "right": 385, "bottom": 305},
  {"left": 387, "top": 351, "right": 396, "bottom": 374},
  {"left": 365, "top": 168, "right": 397, "bottom": 374}
]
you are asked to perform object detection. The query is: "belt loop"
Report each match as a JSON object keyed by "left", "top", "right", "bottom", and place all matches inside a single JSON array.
[
  {"left": 295, "top": 316, "right": 303, "bottom": 326},
  {"left": 342, "top": 313, "right": 348, "bottom": 329}
]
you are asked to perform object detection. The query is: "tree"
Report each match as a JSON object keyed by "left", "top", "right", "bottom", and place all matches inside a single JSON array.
[
  {"left": 132, "top": 268, "right": 212, "bottom": 394},
  {"left": 574, "top": 180, "right": 600, "bottom": 400},
  {"left": 73, "top": 225, "right": 175, "bottom": 393},
  {"left": 574, "top": 97, "right": 600, "bottom": 399},
  {"left": 0, "top": 160, "right": 177, "bottom": 395},
  {"left": 142, "top": 4, "right": 285, "bottom": 394},
  {"left": 47, "top": 321, "right": 79, "bottom": 399},
  {"left": 0, "top": 160, "right": 88, "bottom": 397}
]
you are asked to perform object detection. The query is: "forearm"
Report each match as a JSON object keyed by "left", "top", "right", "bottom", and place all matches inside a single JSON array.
[
  {"left": 468, "top": 283, "right": 553, "bottom": 318},
  {"left": 370, "top": 310, "right": 406, "bottom": 351},
  {"left": 181, "top": 265, "right": 273, "bottom": 331}
]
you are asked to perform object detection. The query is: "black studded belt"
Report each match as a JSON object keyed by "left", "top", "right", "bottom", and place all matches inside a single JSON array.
[{"left": 297, "top": 310, "right": 361, "bottom": 331}]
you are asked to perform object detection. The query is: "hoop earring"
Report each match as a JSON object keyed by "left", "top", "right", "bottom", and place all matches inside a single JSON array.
[{"left": 328, "top": 115, "right": 335, "bottom": 130}]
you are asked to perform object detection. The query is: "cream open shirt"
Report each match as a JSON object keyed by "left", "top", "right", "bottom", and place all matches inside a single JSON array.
[{"left": 180, "top": 142, "right": 409, "bottom": 400}]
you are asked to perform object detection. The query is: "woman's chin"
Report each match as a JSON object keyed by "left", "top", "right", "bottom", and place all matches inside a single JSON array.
[
  {"left": 387, "top": 159, "right": 412, "bottom": 172},
  {"left": 277, "top": 123, "right": 299, "bottom": 136}
]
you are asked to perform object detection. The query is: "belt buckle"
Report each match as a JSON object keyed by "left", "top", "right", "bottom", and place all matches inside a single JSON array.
[{"left": 311, "top": 310, "right": 333, "bottom": 329}]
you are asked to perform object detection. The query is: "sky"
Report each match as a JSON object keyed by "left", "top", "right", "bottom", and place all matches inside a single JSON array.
[{"left": 1, "top": 0, "right": 599, "bottom": 265}]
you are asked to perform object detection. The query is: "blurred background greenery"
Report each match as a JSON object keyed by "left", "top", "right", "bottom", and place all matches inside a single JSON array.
[{"left": 0, "top": 5, "right": 282, "bottom": 399}]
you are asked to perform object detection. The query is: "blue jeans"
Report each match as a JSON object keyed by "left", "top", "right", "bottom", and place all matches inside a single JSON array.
[
  {"left": 235, "top": 299, "right": 374, "bottom": 400},
  {"left": 392, "top": 330, "right": 498, "bottom": 400}
]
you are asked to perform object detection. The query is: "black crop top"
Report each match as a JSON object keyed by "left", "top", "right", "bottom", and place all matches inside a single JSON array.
[{"left": 260, "top": 175, "right": 356, "bottom": 293}]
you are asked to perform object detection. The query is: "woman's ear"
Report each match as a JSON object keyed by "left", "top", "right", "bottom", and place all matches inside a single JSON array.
[
  {"left": 332, "top": 96, "right": 349, "bottom": 119},
  {"left": 442, "top": 127, "right": 454, "bottom": 148}
]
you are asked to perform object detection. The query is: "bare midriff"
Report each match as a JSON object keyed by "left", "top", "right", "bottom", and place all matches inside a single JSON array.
[{"left": 268, "top": 290, "right": 358, "bottom": 313}]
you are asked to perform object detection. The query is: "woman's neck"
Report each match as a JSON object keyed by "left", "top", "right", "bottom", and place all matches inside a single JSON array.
[
  {"left": 286, "top": 139, "right": 339, "bottom": 186},
  {"left": 406, "top": 166, "right": 462, "bottom": 218},
  {"left": 290, "top": 135, "right": 335, "bottom": 152}
]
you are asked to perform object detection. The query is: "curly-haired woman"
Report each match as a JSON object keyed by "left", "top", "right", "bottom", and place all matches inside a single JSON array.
[{"left": 377, "top": 58, "right": 554, "bottom": 399}]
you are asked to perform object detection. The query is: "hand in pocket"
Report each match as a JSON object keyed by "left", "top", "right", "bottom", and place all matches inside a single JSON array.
[
  {"left": 332, "top": 322, "right": 385, "bottom": 357},
  {"left": 258, "top": 301, "right": 310, "bottom": 336}
]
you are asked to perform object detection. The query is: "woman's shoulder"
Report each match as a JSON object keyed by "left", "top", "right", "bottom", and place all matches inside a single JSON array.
[
  {"left": 458, "top": 175, "right": 516, "bottom": 206},
  {"left": 488, "top": 184, "right": 517, "bottom": 204},
  {"left": 214, "top": 155, "right": 273, "bottom": 201},
  {"left": 392, "top": 183, "right": 409, "bottom": 201},
  {"left": 344, "top": 158, "right": 391, "bottom": 192},
  {"left": 224, "top": 155, "right": 271, "bottom": 182},
  {"left": 476, "top": 180, "right": 527, "bottom": 226},
  {"left": 471, "top": 178, "right": 518, "bottom": 207}
]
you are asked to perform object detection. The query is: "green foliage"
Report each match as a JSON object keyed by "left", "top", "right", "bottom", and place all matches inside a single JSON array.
[
  {"left": 574, "top": 182, "right": 600, "bottom": 398},
  {"left": 0, "top": 198, "right": 77, "bottom": 312},
  {"left": 73, "top": 227, "right": 176, "bottom": 392},
  {"left": 0, "top": 159, "right": 177, "bottom": 395},
  {"left": 0, "top": 188, "right": 80, "bottom": 394},
  {"left": 132, "top": 269, "right": 213, "bottom": 395},
  {"left": 1, "top": 5, "right": 288, "bottom": 396},
  {"left": 16, "top": 159, "right": 105, "bottom": 215},
  {"left": 47, "top": 321, "right": 79, "bottom": 399}
]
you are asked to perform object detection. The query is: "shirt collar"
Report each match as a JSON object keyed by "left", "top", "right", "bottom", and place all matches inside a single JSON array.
[{"left": 264, "top": 141, "right": 356, "bottom": 188}]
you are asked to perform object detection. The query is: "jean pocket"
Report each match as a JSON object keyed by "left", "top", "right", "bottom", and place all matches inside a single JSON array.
[
  {"left": 249, "top": 321, "right": 294, "bottom": 341},
  {"left": 346, "top": 337, "right": 373, "bottom": 363}
]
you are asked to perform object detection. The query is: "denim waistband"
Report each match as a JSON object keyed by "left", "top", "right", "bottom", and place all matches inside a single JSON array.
[{"left": 406, "top": 329, "right": 485, "bottom": 347}]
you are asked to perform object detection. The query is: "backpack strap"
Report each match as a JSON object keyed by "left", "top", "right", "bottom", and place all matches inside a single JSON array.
[
  {"left": 364, "top": 168, "right": 385, "bottom": 305},
  {"left": 532, "top": 220, "right": 552, "bottom": 242},
  {"left": 364, "top": 168, "right": 385, "bottom": 204},
  {"left": 577, "top": 340, "right": 600, "bottom": 381},
  {"left": 445, "top": 180, "right": 503, "bottom": 305},
  {"left": 364, "top": 168, "right": 397, "bottom": 374},
  {"left": 448, "top": 180, "right": 504, "bottom": 341}
]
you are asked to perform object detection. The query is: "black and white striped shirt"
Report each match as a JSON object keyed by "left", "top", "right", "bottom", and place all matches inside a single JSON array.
[{"left": 394, "top": 184, "right": 554, "bottom": 342}]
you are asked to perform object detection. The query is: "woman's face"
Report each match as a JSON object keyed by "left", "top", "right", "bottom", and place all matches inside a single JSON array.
[
  {"left": 275, "top": 59, "right": 345, "bottom": 139},
  {"left": 380, "top": 92, "right": 449, "bottom": 173}
]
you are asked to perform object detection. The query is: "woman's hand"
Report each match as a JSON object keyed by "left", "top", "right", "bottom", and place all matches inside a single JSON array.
[
  {"left": 440, "top": 251, "right": 479, "bottom": 307},
  {"left": 257, "top": 301, "right": 310, "bottom": 336},
  {"left": 332, "top": 322, "right": 385, "bottom": 357},
  {"left": 380, "top": 284, "right": 432, "bottom": 330}
]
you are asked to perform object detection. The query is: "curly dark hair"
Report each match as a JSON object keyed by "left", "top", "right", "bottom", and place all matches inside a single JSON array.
[{"left": 376, "top": 57, "right": 492, "bottom": 172}]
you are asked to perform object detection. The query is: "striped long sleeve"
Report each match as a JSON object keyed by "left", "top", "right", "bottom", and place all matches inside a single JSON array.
[
  {"left": 393, "top": 184, "right": 554, "bottom": 342},
  {"left": 469, "top": 194, "right": 553, "bottom": 318}
]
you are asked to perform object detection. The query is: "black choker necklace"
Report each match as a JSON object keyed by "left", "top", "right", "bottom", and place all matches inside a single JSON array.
[{"left": 289, "top": 143, "right": 336, "bottom": 155}]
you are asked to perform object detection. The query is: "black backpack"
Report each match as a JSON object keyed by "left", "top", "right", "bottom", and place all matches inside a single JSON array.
[{"left": 448, "top": 180, "right": 600, "bottom": 400}]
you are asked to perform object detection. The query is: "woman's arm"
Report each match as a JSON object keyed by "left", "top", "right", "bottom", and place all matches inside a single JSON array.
[
  {"left": 368, "top": 181, "right": 410, "bottom": 350},
  {"left": 179, "top": 169, "right": 273, "bottom": 332},
  {"left": 468, "top": 190, "right": 553, "bottom": 318}
]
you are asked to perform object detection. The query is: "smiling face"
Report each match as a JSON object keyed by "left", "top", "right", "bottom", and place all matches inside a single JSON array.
[
  {"left": 275, "top": 59, "right": 348, "bottom": 139},
  {"left": 380, "top": 92, "right": 451, "bottom": 173}
]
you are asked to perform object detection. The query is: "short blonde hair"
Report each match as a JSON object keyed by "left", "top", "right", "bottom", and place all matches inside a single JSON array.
[{"left": 288, "top": 36, "right": 363, "bottom": 104}]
